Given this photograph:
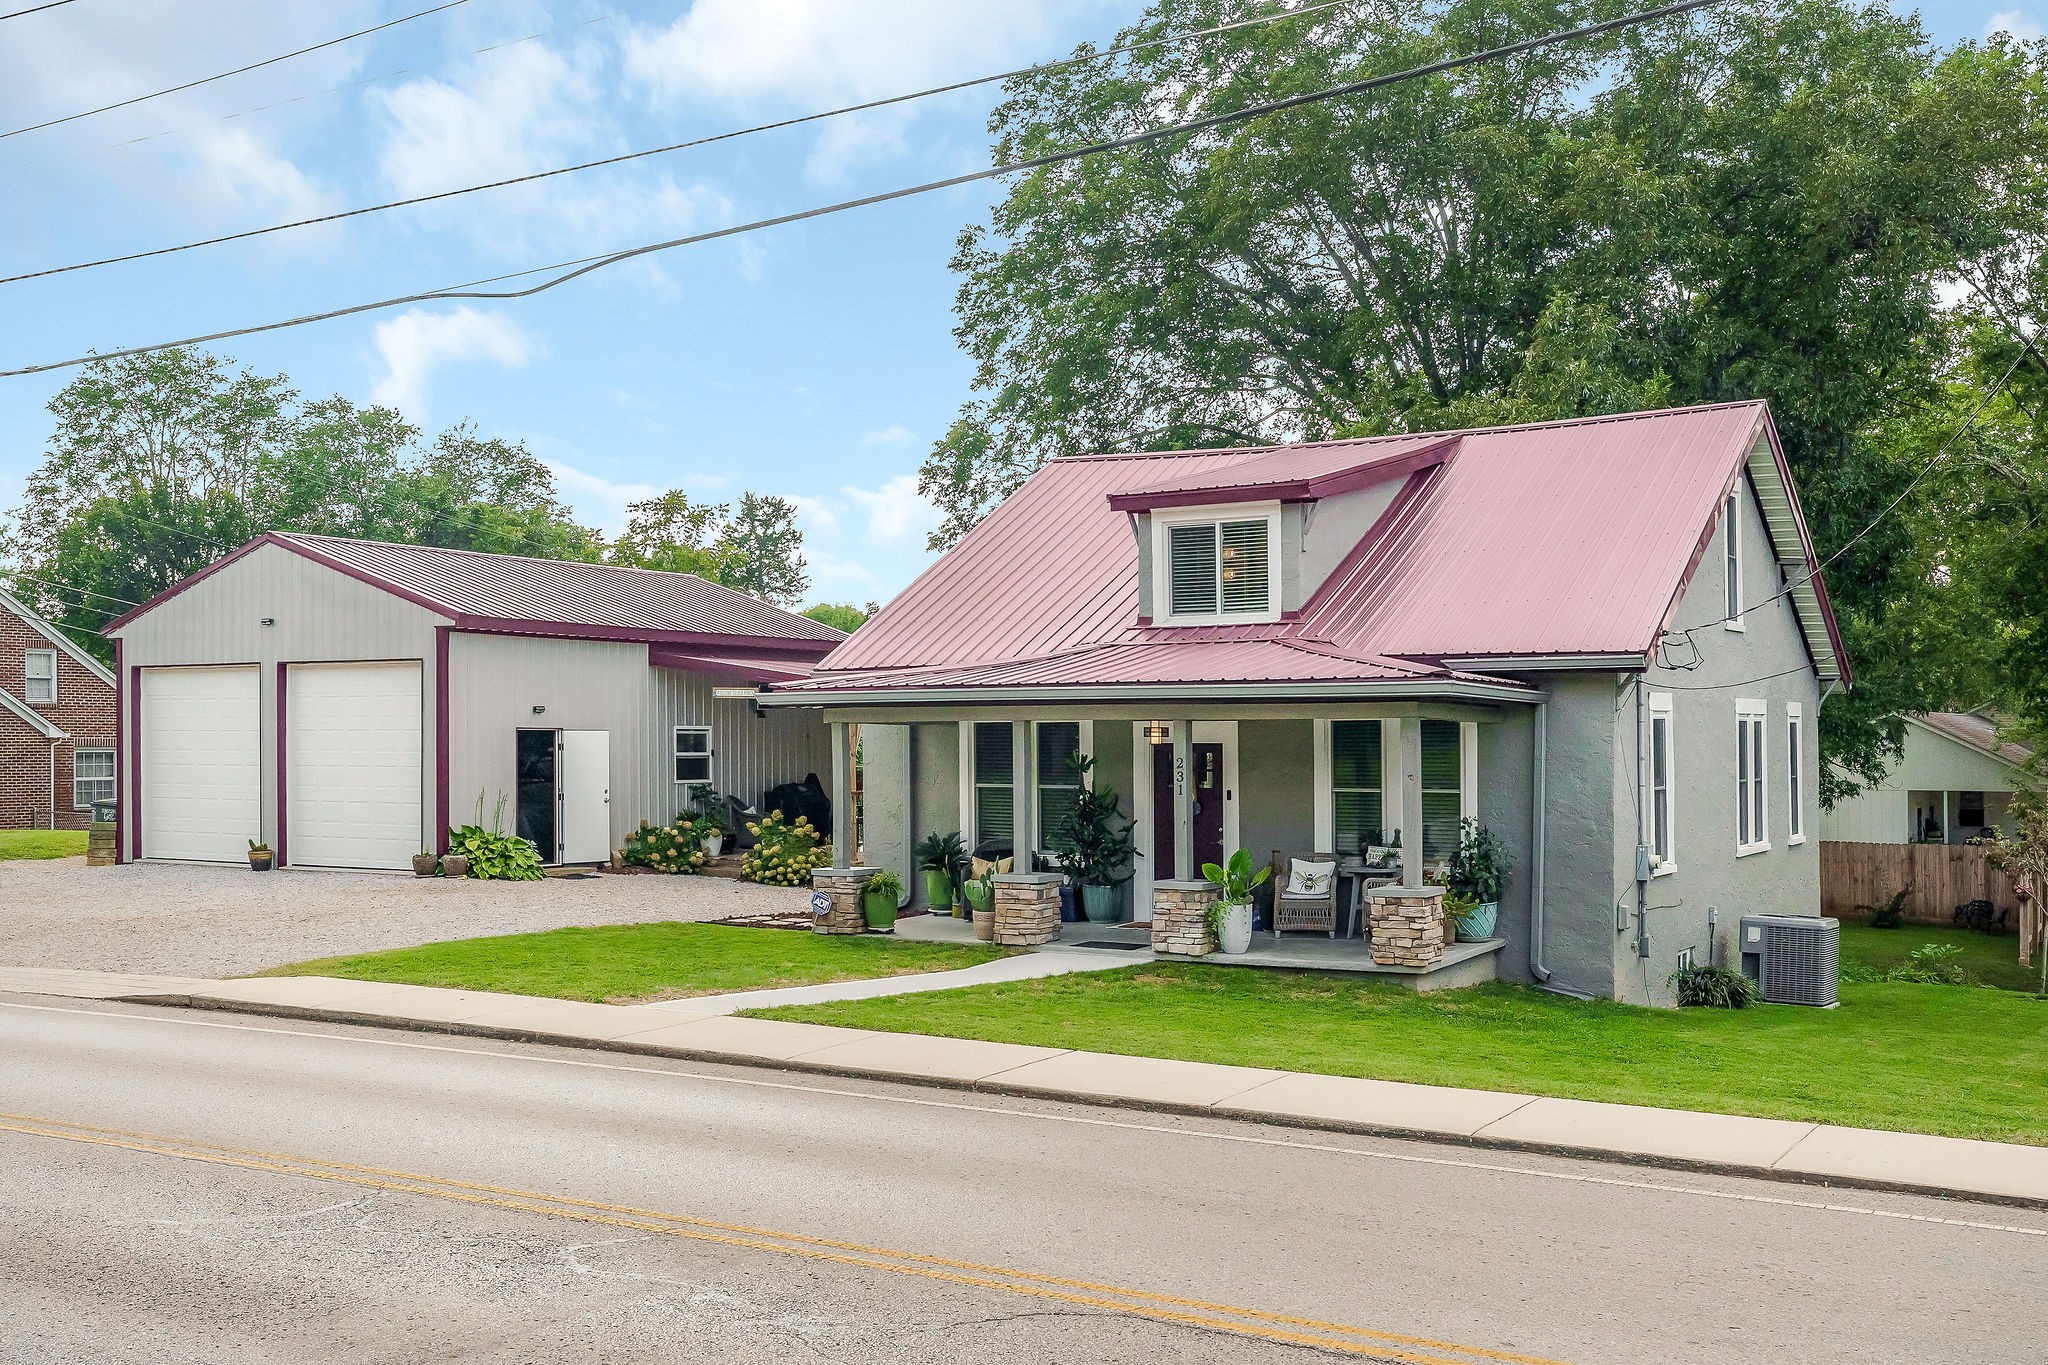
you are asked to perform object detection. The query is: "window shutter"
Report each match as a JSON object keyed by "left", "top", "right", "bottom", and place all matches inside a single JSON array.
[
  {"left": 1218, "top": 519, "right": 1269, "bottom": 614},
  {"left": 1168, "top": 524, "right": 1218, "bottom": 616}
]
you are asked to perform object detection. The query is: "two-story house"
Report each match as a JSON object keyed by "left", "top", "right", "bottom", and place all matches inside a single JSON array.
[{"left": 0, "top": 587, "right": 117, "bottom": 831}]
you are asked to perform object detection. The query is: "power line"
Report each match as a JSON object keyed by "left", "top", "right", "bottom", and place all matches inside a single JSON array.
[
  {"left": 2, "top": 570, "right": 138, "bottom": 607},
  {"left": 0, "top": 0, "right": 470, "bottom": 141},
  {"left": 0, "top": 0, "right": 1725, "bottom": 378},
  {"left": 1, "top": 0, "right": 1358, "bottom": 286},
  {"left": 0, "top": 0, "right": 79, "bottom": 20}
]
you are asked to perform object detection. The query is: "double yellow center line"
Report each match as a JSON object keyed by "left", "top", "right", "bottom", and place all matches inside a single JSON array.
[{"left": 0, "top": 1110, "right": 1574, "bottom": 1364}]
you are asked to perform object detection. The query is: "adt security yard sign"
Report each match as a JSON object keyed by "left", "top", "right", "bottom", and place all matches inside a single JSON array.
[{"left": 811, "top": 890, "right": 834, "bottom": 920}]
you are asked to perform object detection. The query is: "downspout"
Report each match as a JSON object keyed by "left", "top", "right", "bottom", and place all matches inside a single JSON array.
[
  {"left": 1633, "top": 677, "right": 1650, "bottom": 962},
  {"left": 1529, "top": 696, "right": 1549, "bottom": 982},
  {"left": 48, "top": 739, "right": 59, "bottom": 831}
]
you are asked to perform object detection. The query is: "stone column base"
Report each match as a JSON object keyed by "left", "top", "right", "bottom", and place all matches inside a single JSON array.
[
  {"left": 992, "top": 873, "right": 1062, "bottom": 946},
  {"left": 1152, "top": 880, "right": 1219, "bottom": 957},
  {"left": 810, "top": 867, "right": 878, "bottom": 935},
  {"left": 1368, "top": 886, "right": 1446, "bottom": 967}
]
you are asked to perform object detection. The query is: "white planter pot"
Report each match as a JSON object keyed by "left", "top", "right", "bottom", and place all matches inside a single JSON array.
[
  {"left": 1218, "top": 901, "right": 1254, "bottom": 955},
  {"left": 704, "top": 832, "right": 725, "bottom": 858}
]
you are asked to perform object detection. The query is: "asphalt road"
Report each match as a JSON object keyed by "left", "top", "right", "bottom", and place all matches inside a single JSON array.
[{"left": 3, "top": 996, "right": 2043, "bottom": 1364}]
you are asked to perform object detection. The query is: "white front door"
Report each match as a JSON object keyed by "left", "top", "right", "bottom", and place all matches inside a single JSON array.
[
  {"left": 286, "top": 662, "right": 422, "bottom": 870},
  {"left": 559, "top": 730, "right": 611, "bottom": 864},
  {"left": 142, "top": 665, "right": 261, "bottom": 863}
]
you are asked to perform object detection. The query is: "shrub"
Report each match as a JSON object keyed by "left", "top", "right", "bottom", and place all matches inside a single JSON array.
[
  {"left": 865, "top": 870, "right": 904, "bottom": 901},
  {"left": 446, "top": 825, "right": 544, "bottom": 881},
  {"left": 1886, "top": 942, "right": 1973, "bottom": 986},
  {"left": 1670, "top": 963, "right": 1760, "bottom": 1008},
  {"left": 622, "top": 816, "right": 709, "bottom": 874},
  {"left": 1857, "top": 884, "right": 1914, "bottom": 929},
  {"left": 740, "top": 810, "right": 831, "bottom": 887}
]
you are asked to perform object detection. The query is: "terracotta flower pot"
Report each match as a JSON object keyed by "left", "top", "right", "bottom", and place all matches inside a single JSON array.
[{"left": 971, "top": 909, "right": 995, "bottom": 941}]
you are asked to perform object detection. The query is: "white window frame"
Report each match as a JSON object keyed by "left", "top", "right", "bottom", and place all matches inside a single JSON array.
[
  {"left": 1648, "top": 692, "right": 1676, "bottom": 876},
  {"left": 24, "top": 648, "right": 55, "bottom": 704},
  {"left": 1151, "top": 501, "right": 1282, "bottom": 625},
  {"left": 1722, "top": 488, "right": 1745, "bottom": 631},
  {"left": 72, "top": 747, "right": 114, "bottom": 810},
  {"left": 673, "top": 725, "right": 713, "bottom": 787},
  {"left": 1735, "top": 699, "right": 1768, "bottom": 856},
  {"left": 1786, "top": 702, "right": 1805, "bottom": 845}
]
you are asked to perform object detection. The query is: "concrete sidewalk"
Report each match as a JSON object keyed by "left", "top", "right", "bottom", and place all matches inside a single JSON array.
[{"left": 6, "top": 964, "right": 2046, "bottom": 1209}]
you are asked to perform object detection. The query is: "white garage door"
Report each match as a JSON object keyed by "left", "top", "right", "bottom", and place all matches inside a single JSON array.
[
  {"left": 142, "top": 666, "right": 261, "bottom": 863},
  {"left": 286, "top": 662, "right": 423, "bottom": 870}
]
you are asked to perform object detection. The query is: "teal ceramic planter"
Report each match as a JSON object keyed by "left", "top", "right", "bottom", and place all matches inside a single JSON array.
[{"left": 1454, "top": 900, "right": 1498, "bottom": 940}]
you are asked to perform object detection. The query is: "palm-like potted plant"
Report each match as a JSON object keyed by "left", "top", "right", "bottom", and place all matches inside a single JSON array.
[
  {"left": 1050, "top": 755, "right": 1136, "bottom": 923},
  {"left": 915, "top": 831, "right": 964, "bottom": 914},
  {"left": 862, "top": 871, "right": 903, "bottom": 932},
  {"left": 1202, "top": 847, "right": 1271, "bottom": 955},
  {"left": 1445, "top": 819, "right": 1508, "bottom": 940}
]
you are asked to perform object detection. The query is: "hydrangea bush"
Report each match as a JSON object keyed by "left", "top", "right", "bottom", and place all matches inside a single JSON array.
[
  {"left": 740, "top": 810, "right": 831, "bottom": 886},
  {"left": 621, "top": 816, "right": 710, "bottom": 874}
]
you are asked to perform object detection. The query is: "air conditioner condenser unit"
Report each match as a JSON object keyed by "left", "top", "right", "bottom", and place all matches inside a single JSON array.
[{"left": 1738, "top": 914, "right": 1839, "bottom": 1007}]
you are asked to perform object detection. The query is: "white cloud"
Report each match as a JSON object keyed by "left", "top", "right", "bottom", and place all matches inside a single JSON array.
[
  {"left": 606, "top": 387, "right": 656, "bottom": 413},
  {"left": 862, "top": 424, "right": 915, "bottom": 446},
  {"left": 843, "top": 474, "right": 940, "bottom": 543},
  {"left": 544, "top": 459, "right": 662, "bottom": 536},
  {"left": 808, "top": 550, "right": 880, "bottom": 592},
  {"left": 1987, "top": 10, "right": 2045, "bottom": 40},
  {"left": 786, "top": 493, "right": 841, "bottom": 534},
  {"left": 621, "top": 0, "right": 1113, "bottom": 180},
  {"left": 369, "top": 307, "right": 542, "bottom": 419}
]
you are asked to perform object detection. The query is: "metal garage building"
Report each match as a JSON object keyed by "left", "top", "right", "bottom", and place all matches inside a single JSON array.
[{"left": 105, "top": 533, "right": 842, "bottom": 870}]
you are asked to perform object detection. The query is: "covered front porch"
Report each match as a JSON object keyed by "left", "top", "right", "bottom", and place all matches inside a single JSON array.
[{"left": 804, "top": 693, "right": 1536, "bottom": 985}]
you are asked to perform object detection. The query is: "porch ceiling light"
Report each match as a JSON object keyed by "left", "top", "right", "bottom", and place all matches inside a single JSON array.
[{"left": 1144, "top": 721, "right": 1171, "bottom": 745}]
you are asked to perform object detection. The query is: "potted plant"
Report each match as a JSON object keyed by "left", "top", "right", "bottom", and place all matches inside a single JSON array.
[
  {"left": 692, "top": 790, "right": 732, "bottom": 858},
  {"left": 1201, "top": 847, "right": 1271, "bottom": 955},
  {"left": 1445, "top": 819, "right": 1508, "bottom": 940},
  {"left": 1358, "top": 828, "right": 1401, "bottom": 871},
  {"left": 961, "top": 865, "right": 995, "bottom": 914},
  {"left": 915, "top": 831, "right": 964, "bottom": 915},
  {"left": 862, "top": 871, "right": 903, "bottom": 932},
  {"left": 440, "top": 850, "right": 471, "bottom": 878},
  {"left": 1049, "top": 755, "right": 1137, "bottom": 923},
  {"left": 247, "top": 838, "right": 273, "bottom": 872},
  {"left": 411, "top": 846, "right": 440, "bottom": 877}
]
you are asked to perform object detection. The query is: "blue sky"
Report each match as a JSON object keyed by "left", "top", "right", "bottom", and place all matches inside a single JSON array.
[{"left": 0, "top": 0, "right": 2029, "bottom": 609}]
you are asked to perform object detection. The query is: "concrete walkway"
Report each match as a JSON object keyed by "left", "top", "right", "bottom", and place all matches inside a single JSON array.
[
  {"left": 6, "top": 964, "right": 2046, "bottom": 1209},
  {"left": 648, "top": 940, "right": 1143, "bottom": 1015}
]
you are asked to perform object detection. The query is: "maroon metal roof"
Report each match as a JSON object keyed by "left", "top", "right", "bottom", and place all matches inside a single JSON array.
[
  {"left": 815, "top": 401, "right": 1845, "bottom": 692},
  {"left": 1105, "top": 434, "right": 1454, "bottom": 511}
]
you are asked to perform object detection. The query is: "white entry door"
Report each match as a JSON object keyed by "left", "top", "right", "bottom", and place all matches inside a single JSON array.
[
  {"left": 142, "top": 665, "right": 260, "bottom": 862},
  {"left": 286, "top": 662, "right": 422, "bottom": 869},
  {"left": 559, "top": 730, "right": 611, "bottom": 864}
]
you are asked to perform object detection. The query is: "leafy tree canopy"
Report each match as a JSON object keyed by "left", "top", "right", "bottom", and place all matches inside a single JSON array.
[{"left": 800, "top": 601, "right": 874, "bottom": 633}]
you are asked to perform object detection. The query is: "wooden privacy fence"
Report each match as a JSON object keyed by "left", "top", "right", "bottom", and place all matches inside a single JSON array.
[{"left": 1821, "top": 841, "right": 2020, "bottom": 923}]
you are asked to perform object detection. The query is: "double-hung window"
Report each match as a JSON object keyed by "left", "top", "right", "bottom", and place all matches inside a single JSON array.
[
  {"left": 1158, "top": 507, "right": 1277, "bottom": 622},
  {"left": 1735, "top": 700, "right": 1768, "bottom": 855},
  {"left": 1419, "top": 720, "right": 1463, "bottom": 862},
  {"left": 1722, "top": 489, "right": 1744, "bottom": 630},
  {"left": 1035, "top": 722, "right": 1082, "bottom": 846},
  {"left": 1330, "top": 720, "right": 1384, "bottom": 855},
  {"left": 1648, "top": 693, "right": 1675, "bottom": 873},
  {"left": 24, "top": 649, "right": 55, "bottom": 704},
  {"left": 673, "top": 726, "right": 712, "bottom": 786},
  {"left": 72, "top": 748, "right": 114, "bottom": 810},
  {"left": 971, "top": 721, "right": 1015, "bottom": 856},
  {"left": 1786, "top": 703, "right": 1805, "bottom": 844}
]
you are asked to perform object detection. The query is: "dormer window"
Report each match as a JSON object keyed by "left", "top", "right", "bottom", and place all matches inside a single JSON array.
[{"left": 1154, "top": 503, "right": 1279, "bottom": 623}]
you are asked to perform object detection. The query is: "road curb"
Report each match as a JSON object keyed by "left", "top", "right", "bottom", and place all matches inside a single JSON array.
[{"left": 120, "top": 991, "right": 2048, "bottom": 1215}]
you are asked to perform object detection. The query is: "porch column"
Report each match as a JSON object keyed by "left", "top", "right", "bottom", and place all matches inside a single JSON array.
[
  {"left": 1011, "top": 720, "right": 1031, "bottom": 866},
  {"left": 1398, "top": 716, "right": 1425, "bottom": 889},
  {"left": 829, "top": 720, "right": 854, "bottom": 867},
  {"left": 1171, "top": 720, "right": 1193, "bottom": 881}
]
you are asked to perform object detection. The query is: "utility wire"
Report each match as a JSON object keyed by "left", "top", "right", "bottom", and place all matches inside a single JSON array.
[
  {"left": 0, "top": 0, "right": 1725, "bottom": 378},
  {"left": 0, "top": 0, "right": 470, "bottom": 141},
  {"left": 0, "top": 0, "right": 78, "bottom": 20},
  {"left": 2, "top": 0, "right": 1358, "bottom": 286},
  {"left": 1, "top": 570, "right": 137, "bottom": 607}
]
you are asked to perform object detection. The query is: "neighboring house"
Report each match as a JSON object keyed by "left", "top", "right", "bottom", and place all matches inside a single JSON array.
[
  {"left": 0, "top": 587, "right": 117, "bottom": 831},
  {"left": 1822, "top": 712, "right": 2032, "bottom": 845},
  {"left": 103, "top": 534, "right": 844, "bottom": 871},
  {"left": 765, "top": 401, "right": 1848, "bottom": 1005}
]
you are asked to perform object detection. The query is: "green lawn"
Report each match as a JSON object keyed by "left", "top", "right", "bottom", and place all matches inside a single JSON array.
[
  {"left": 1839, "top": 922, "right": 2044, "bottom": 994},
  {"left": 753, "top": 965, "right": 2048, "bottom": 1146},
  {"left": 259, "top": 922, "right": 1015, "bottom": 1004},
  {"left": 0, "top": 829, "right": 88, "bottom": 860}
]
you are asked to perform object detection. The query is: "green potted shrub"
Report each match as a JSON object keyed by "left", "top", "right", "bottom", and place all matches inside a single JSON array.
[
  {"left": 1050, "top": 755, "right": 1137, "bottom": 923},
  {"left": 1202, "top": 847, "right": 1271, "bottom": 955},
  {"left": 247, "top": 838, "right": 273, "bottom": 872},
  {"left": 1445, "top": 819, "right": 1508, "bottom": 940},
  {"left": 961, "top": 865, "right": 996, "bottom": 914},
  {"left": 915, "top": 831, "right": 964, "bottom": 915},
  {"left": 862, "top": 871, "right": 903, "bottom": 931}
]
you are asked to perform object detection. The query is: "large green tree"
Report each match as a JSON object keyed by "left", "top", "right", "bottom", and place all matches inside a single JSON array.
[{"left": 922, "top": 0, "right": 2048, "bottom": 797}]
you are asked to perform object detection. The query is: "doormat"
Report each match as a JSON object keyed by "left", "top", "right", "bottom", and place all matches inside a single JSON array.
[
  {"left": 549, "top": 871, "right": 599, "bottom": 880},
  {"left": 1074, "top": 940, "right": 1148, "bottom": 951}
]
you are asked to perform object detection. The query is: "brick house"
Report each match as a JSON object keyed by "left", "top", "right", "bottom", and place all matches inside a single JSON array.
[{"left": 0, "top": 587, "right": 117, "bottom": 831}]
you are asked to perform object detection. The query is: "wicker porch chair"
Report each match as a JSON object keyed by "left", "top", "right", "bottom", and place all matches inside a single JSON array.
[{"left": 1269, "top": 850, "right": 1341, "bottom": 939}]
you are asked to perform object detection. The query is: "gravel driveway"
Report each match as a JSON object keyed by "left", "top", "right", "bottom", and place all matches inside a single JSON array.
[{"left": 0, "top": 859, "right": 808, "bottom": 978}]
